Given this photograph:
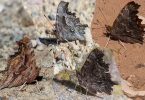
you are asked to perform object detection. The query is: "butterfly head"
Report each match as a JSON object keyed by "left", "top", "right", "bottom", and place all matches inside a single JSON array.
[
  {"left": 104, "top": 25, "right": 112, "bottom": 37},
  {"left": 16, "top": 35, "right": 30, "bottom": 48}
]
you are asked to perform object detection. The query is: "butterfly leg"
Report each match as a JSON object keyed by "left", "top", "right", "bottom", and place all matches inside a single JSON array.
[
  {"left": 56, "top": 39, "right": 59, "bottom": 45},
  {"left": 85, "top": 88, "right": 90, "bottom": 100},
  {"left": 74, "top": 83, "right": 79, "bottom": 91},
  {"left": 119, "top": 40, "right": 127, "bottom": 50},
  {"left": 19, "top": 81, "right": 27, "bottom": 90},
  {"left": 104, "top": 36, "right": 110, "bottom": 47},
  {"left": 64, "top": 39, "right": 71, "bottom": 45},
  {"left": 34, "top": 80, "right": 41, "bottom": 92},
  {"left": 86, "top": 88, "right": 88, "bottom": 96}
]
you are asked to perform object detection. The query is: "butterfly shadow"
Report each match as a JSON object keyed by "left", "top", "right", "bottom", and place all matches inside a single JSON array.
[
  {"left": 53, "top": 78, "right": 96, "bottom": 96},
  {"left": 27, "top": 76, "right": 43, "bottom": 85},
  {"left": 39, "top": 37, "right": 86, "bottom": 46}
]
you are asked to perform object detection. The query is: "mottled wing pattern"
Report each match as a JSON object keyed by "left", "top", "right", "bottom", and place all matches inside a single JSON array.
[
  {"left": 0, "top": 36, "right": 40, "bottom": 90},
  {"left": 56, "top": 1, "right": 87, "bottom": 41},
  {"left": 105, "top": 1, "right": 145, "bottom": 44},
  {"left": 76, "top": 48, "right": 115, "bottom": 94}
]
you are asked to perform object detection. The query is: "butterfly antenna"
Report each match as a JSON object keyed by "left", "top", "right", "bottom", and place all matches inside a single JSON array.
[
  {"left": 97, "top": 7, "right": 112, "bottom": 47},
  {"left": 92, "top": 26, "right": 106, "bottom": 29},
  {"left": 98, "top": 7, "right": 108, "bottom": 24},
  {"left": 44, "top": 14, "right": 55, "bottom": 29},
  {"left": 42, "top": 0, "right": 54, "bottom": 29}
]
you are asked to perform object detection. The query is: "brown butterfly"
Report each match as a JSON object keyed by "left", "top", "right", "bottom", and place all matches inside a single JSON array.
[
  {"left": 0, "top": 36, "right": 40, "bottom": 89},
  {"left": 105, "top": 1, "right": 145, "bottom": 44},
  {"left": 76, "top": 48, "right": 116, "bottom": 95}
]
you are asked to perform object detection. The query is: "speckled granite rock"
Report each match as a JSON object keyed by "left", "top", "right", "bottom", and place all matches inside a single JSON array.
[{"left": 0, "top": 0, "right": 130, "bottom": 99}]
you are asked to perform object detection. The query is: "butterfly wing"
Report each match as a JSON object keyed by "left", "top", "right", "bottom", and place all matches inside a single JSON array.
[
  {"left": 106, "top": 1, "right": 145, "bottom": 44},
  {"left": 56, "top": 1, "right": 87, "bottom": 41},
  {"left": 76, "top": 48, "right": 116, "bottom": 94},
  {"left": 0, "top": 36, "right": 39, "bottom": 90}
]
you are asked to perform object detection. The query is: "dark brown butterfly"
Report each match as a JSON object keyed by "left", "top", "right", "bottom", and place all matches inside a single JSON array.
[
  {"left": 39, "top": 1, "right": 87, "bottom": 44},
  {"left": 105, "top": 1, "right": 145, "bottom": 44},
  {"left": 76, "top": 48, "right": 116, "bottom": 95}
]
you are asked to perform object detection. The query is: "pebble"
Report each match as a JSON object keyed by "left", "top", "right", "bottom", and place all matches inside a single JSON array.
[
  {"left": 0, "top": 4, "right": 4, "bottom": 13},
  {"left": 0, "top": 55, "right": 3, "bottom": 58},
  {"left": 31, "top": 39, "right": 37, "bottom": 47},
  {"left": 36, "top": 49, "right": 53, "bottom": 68},
  {"left": 103, "top": 95, "right": 128, "bottom": 100},
  {"left": 36, "top": 45, "right": 44, "bottom": 51},
  {"left": 48, "top": 13, "right": 56, "bottom": 20},
  {"left": 58, "top": 93, "right": 74, "bottom": 100},
  {"left": 17, "top": 7, "right": 34, "bottom": 27},
  {"left": 0, "top": 59, "right": 7, "bottom": 71}
]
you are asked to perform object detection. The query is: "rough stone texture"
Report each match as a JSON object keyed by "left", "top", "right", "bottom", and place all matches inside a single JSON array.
[{"left": 0, "top": 0, "right": 129, "bottom": 99}]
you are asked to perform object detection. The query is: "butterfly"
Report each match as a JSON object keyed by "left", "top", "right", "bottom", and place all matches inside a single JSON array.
[
  {"left": 54, "top": 48, "right": 118, "bottom": 95},
  {"left": 76, "top": 48, "right": 116, "bottom": 95},
  {"left": 105, "top": 1, "right": 145, "bottom": 44},
  {"left": 55, "top": 1, "right": 87, "bottom": 42},
  {"left": 39, "top": 1, "right": 88, "bottom": 44},
  {"left": 0, "top": 36, "right": 40, "bottom": 90}
]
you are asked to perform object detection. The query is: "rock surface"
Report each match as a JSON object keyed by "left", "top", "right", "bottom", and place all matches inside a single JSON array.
[{"left": 0, "top": 0, "right": 129, "bottom": 99}]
